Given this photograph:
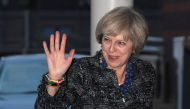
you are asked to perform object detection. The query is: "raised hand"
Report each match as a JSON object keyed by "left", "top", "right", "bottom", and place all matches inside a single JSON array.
[{"left": 43, "top": 31, "right": 75, "bottom": 80}]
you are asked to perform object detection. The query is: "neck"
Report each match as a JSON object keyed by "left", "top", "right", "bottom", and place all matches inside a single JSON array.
[{"left": 109, "top": 64, "right": 127, "bottom": 85}]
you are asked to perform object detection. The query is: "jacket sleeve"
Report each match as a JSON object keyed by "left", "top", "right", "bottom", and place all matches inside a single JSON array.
[
  {"left": 35, "top": 59, "right": 84, "bottom": 109},
  {"left": 35, "top": 75, "right": 70, "bottom": 109}
]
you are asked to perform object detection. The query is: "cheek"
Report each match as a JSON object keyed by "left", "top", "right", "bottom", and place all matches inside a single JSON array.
[
  {"left": 102, "top": 46, "right": 109, "bottom": 58},
  {"left": 102, "top": 44, "right": 109, "bottom": 52},
  {"left": 121, "top": 42, "right": 133, "bottom": 56},
  {"left": 118, "top": 47, "right": 133, "bottom": 57}
]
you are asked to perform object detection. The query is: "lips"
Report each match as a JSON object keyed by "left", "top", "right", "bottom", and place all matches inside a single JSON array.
[{"left": 108, "top": 55, "right": 119, "bottom": 62}]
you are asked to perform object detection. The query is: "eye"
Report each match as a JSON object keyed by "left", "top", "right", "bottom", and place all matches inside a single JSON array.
[
  {"left": 118, "top": 41, "right": 127, "bottom": 46},
  {"left": 103, "top": 37, "right": 111, "bottom": 42}
]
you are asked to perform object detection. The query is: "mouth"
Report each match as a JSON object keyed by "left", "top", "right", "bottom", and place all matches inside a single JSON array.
[{"left": 107, "top": 55, "right": 119, "bottom": 61}]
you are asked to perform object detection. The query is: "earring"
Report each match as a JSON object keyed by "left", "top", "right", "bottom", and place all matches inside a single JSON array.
[
  {"left": 133, "top": 50, "right": 135, "bottom": 54},
  {"left": 131, "top": 50, "right": 135, "bottom": 56}
]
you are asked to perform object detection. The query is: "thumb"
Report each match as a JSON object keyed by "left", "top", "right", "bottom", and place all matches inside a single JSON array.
[{"left": 67, "top": 49, "right": 75, "bottom": 62}]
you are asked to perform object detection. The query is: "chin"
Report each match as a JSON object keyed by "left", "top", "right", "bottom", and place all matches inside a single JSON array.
[{"left": 107, "top": 62, "right": 120, "bottom": 69}]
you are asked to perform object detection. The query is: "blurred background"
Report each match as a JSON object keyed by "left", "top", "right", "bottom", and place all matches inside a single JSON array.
[{"left": 0, "top": 0, "right": 190, "bottom": 109}]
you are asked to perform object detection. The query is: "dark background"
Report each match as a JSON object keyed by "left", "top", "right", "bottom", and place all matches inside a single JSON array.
[{"left": 0, "top": 0, "right": 190, "bottom": 109}]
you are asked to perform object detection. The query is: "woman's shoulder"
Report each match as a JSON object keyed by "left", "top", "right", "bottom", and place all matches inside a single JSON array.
[
  {"left": 132, "top": 56, "right": 156, "bottom": 81},
  {"left": 72, "top": 51, "right": 101, "bottom": 67},
  {"left": 72, "top": 56, "right": 95, "bottom": 65},
  {"left": 132, "top": 56, "right": 155, "bottom": 71},
  {"left": 69, "top": 55, "right": 99, "bottom": 72}
]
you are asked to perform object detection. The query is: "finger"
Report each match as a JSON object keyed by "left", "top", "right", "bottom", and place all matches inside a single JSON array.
[
  {"left": 60, "top": 33, "right": 67, "bottom": 54},
  {"left": 50, "top": 34, "right": 55, "bottom": 53},
  {"left": 43, "top": 41, "right": 50, "bottom": 55},
  {"left": 55, "top": 31, "right": 60, "bottom": 51},
  {"left": 67, "top": 49, "right": 75, "bottom": 62}
]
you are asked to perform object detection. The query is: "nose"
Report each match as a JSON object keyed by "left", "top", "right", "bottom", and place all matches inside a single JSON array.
[{"left": 109, "top": 43, "right": 116, "bottom": 53}]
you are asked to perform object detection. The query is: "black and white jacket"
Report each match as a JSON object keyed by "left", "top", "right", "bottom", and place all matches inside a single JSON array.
[{"left": 35, "top": 50, "right": 156, "bottom": 109}]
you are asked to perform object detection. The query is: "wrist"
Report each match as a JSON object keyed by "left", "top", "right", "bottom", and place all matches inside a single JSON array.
[
  {"left": 44, "top": 74, "right": 64, "bottom": 86},
  {"left": 48, "top": 73, "right": 64, "bottom": 80}
]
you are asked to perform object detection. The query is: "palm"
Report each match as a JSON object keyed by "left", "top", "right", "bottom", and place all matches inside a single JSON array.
[{"left": 43, "top": 31, "right": 75, "bottom": 80}]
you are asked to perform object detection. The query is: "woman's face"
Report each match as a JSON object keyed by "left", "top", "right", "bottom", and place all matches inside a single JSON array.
[{"left": 101, "top": 33, "right": 133, "bottom": 70}]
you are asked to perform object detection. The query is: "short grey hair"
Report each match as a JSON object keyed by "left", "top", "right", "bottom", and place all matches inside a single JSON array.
[{"left": 95, "top": 7, "right": 148, "bottom": 54}]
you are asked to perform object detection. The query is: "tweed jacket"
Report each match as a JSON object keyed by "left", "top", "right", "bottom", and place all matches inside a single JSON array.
[{"left": 35, "top": 51, "right": 156, "bottom": 109}]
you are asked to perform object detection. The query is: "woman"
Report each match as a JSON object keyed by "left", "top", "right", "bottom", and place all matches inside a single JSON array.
[{"left": 35, "top": 7, "right": 156, "bottom": 109}]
